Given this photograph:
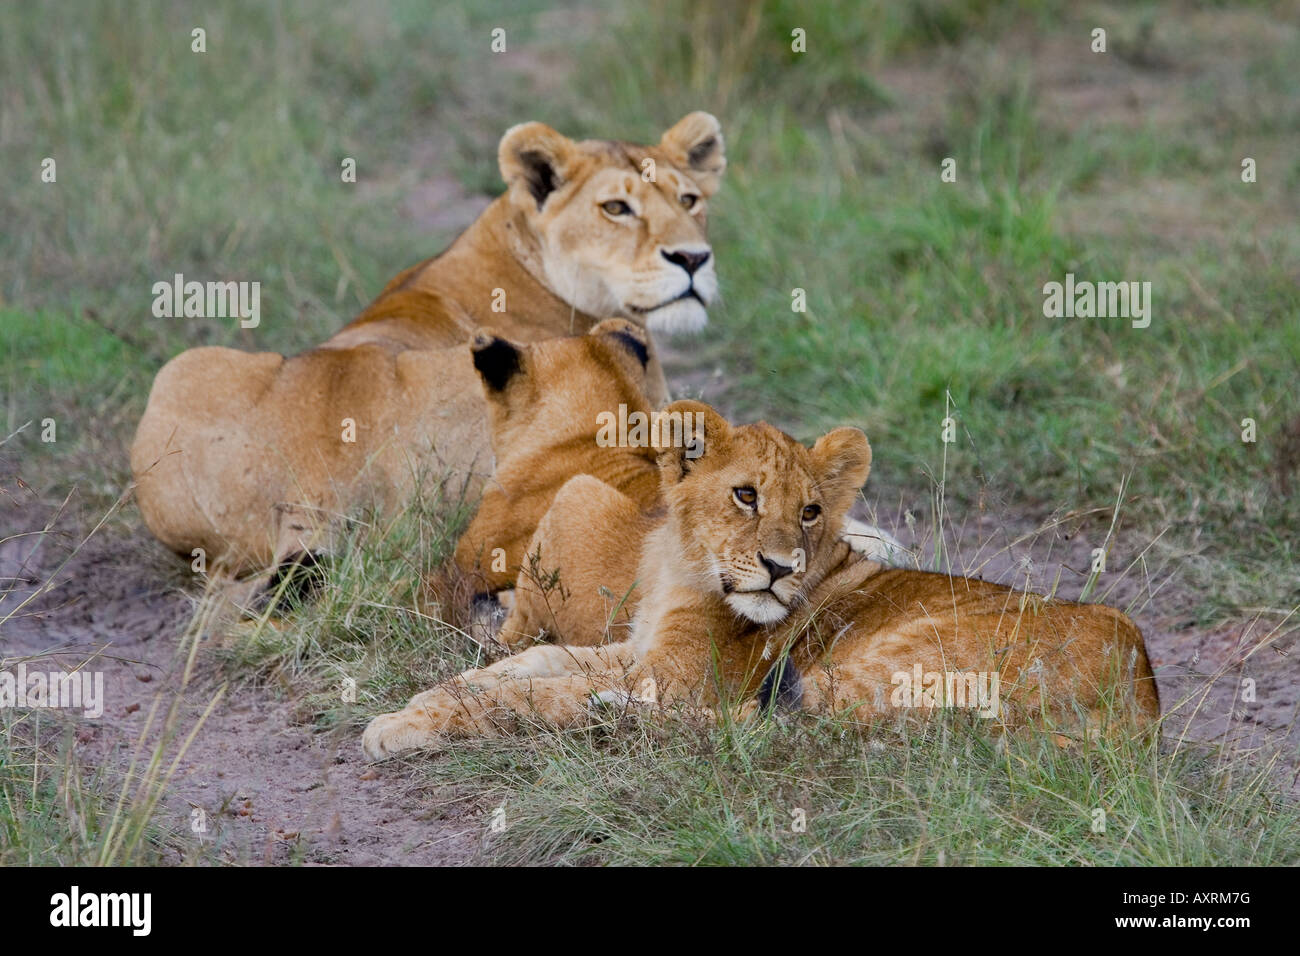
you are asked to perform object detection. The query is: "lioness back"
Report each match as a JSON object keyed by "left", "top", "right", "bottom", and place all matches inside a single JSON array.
[{"left": 132, "top": 340, "right": 489, "bottom": 572}]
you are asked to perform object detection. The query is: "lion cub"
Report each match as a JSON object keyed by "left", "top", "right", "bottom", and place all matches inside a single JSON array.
[
  {"left": 443, "top": 326, "right": 900, "bottom": 640},
  {"left": 363, "top": 404, "right": 1158, "bottom": 758}
]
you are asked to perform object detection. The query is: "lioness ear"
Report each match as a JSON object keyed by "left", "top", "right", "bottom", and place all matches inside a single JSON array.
[
  {"left": 810, "top": 427, "right": 872, "bottom": 504},
  {"left": 654, "top": 399, "right": 729, "bottom": 484},
  {"left": 471, "top": 330, "right": 525, "bottom": 392},
  {"left": 659, "top": 112, "right": 726, "bottom": 197},
  {"left": 498, "top": 122, "right": 577, "bottom": 210}
]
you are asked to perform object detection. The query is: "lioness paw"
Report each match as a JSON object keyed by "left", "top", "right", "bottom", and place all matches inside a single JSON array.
[
  {"left": 361, "top": 711, "right": 446, "bottom": 760},
  {"left": 841, "top": 518, "right": 907, "bottom": 566},
  {"left": 587, "top": 687, "right": 654, "bottom": 714}
]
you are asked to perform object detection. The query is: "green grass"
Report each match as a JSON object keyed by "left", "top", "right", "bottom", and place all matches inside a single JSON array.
[
  {"left": 566, "top": 0, "right": 1300, "bottom": 619},
  {"left": 0, "top": 706, "right": 198, "bottom": 865},
  {"left": 1, "top": 631, "right": 220, "bottom": 866},
  {"left": 417, "top": 713, "right": 1300, "bottom": 866},
  {"left": 3, "top": 0, "right": 1299, "bottom": 864}
]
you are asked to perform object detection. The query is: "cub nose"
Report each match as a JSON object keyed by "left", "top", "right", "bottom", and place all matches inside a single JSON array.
[
  {"left": 661, "top": 248, "right": 711, "bottom": 276},
  {"left": 758, "top": 552, "right": 793, "bottom": 583}
]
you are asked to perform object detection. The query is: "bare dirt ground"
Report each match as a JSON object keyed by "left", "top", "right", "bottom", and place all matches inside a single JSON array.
[{"left": 0, "top": 487, "right": 492, "bottom": 864}]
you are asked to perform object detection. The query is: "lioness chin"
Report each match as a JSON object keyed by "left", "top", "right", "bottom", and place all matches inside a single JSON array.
[{"left": 362, "top": 403, "right": 1158, "bottom": 759}]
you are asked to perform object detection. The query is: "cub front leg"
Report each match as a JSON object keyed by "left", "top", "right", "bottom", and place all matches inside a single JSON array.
[
  {"left": 362, "top": 671, "right": 631, "bottom": 758},
  {"left": 485, "top": 641, "right": 636, "bottom": 683},
  {"left": 500, "top": 474, "right": 646, "bottom": 651},
  {"left": 628, "top": 605, "right": 772, "bottom": 709},
  {"left": 361, "top": 642, "right": 637, "bottom": 759}
]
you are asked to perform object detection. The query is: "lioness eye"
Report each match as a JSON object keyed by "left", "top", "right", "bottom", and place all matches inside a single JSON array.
[
  {"left": 601, "top": 200, "right": 633, "bottom": 216},
  {"left": 734, "top": 487, "right": 758, "bottom": 507},
  {"left": 679, "top": 193, "right": 699, "bottom": 210},
  {"left": 802, "top": 504, "right": 821, "bottom": 523}
]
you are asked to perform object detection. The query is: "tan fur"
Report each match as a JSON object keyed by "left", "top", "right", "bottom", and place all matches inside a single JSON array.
[
  {"left": 449, "top": 346, "right": 898, "bottom": 646},
  {"left": 493, "top": 474, "right": 657, "bottom": 649},
  {"left": 131, "top": 113, "right": 725, "bottom": 574},
  {"left": 363, "top": 404, "right": 1159, "bottom": 758},
  {"left": 131, "top": 340, "right": 489, "bottom": 575},
  {"left": 446, "top": 329, "right": 663, "bottom": 602}
]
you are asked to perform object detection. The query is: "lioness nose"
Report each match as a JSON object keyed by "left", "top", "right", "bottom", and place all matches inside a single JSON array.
[
  {"left": 758, "top": 552, "right": 793, "bottom": 582},
  {"left": 662, "top": 248, "right": 711, "bottom": 276}
]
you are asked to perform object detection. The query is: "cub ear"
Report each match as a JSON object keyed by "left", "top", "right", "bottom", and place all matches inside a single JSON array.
[
  {"left": 658, "top": 112, "right": 726, "bottom": 197},
  {"left": 590, "top": 317, "right": 651, "bottom": 369},
  {"left": 471, "top": 330, "right": 525, "bottom": 392},
  {"left": 498, "top": 121, "right": 577, "bottom": 210},
  {"left": 810, "top": 427, "right": 872, "bottom": 503},
  {"left": 654, "top": 399, "right": 730, "bottom": 484}
]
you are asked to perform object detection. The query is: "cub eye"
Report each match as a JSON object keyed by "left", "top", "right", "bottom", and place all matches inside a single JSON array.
[
  {"left": 801, "top": 504, "right": 821, "bottom": 523},
  {"left": 601, "top": 199, "right": 634, "bottom": 216},
  {"left": 679, "top": 193, "right": 700, "bottom": 210},
  {"left": 733, "top": 486, "right": 758, "bottom": 508}
]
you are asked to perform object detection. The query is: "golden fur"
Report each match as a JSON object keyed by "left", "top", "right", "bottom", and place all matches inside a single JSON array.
[
  {"left": 131, "top": 113, "right": 725, "bottom": 576},
  {"left": 362, "top": 403, "right": 1159, "bottom": 758},
  {"left": 444, "top": 338, "right": 897, "bottom": 639},
  {"left": 447, "top": 326, "right": 662, "bottom": 601}
]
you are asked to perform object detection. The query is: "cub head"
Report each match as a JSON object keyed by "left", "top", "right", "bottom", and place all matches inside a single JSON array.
[
  {"left": 449, "top": 319, "right": 663, "bottom": 595},
  {"left": 469, "top": 318, "right": 663, "bottom": 467},
  {"left": 653, "top": 401, "right": 872, "bottom": 625},
  {"left": 498, "top": 112, "right": 726, "bottom": 335}
]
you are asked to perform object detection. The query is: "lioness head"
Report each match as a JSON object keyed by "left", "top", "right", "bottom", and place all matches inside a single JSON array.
[
  {"left": 498, "top": 112, "right": 726, "bottom": 334},
  {"left": 654, "top": 401, "right": 873, "bottom": 625}
]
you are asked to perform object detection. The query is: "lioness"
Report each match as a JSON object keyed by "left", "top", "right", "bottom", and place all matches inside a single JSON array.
[
  {"left": 362, "top": 403, "right": 1158, "bottom": 758},
  {"left": 132, "top": 113, "right": 726, "bottom": 576}
]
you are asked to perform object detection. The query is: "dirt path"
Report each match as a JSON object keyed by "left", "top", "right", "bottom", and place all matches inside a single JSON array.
[{"left": 0, "top": 490, "right": 488, "bottom": 865}]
